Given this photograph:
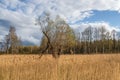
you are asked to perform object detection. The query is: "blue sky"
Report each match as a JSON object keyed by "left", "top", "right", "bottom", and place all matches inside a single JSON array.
[
  {"left": 0, "top": 0, "right": 120, "bottom": 45},
  {"left": 81, "top": 10, "right": 120, "bottom": 26}
]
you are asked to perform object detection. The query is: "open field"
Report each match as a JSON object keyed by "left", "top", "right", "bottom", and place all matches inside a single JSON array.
[{"left": 0, "top": 54, "right": 120, "bottom": 80}]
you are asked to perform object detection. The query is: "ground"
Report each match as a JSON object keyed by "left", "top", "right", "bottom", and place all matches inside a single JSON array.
[{"left": 0, "top": 54, "right": 120, "bottom": 80}]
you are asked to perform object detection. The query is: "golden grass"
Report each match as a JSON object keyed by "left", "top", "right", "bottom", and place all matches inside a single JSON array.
[{"left": 0, "top": 54, "right": 120, "bottom": 80}]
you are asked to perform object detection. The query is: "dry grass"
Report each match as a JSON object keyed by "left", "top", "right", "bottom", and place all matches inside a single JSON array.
[{"left": 0, "top": 54, "right": 120, "bottom": 80}]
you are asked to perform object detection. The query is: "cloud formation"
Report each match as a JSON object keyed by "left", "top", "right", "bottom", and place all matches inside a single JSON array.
[
  {"left": 71, "top": 22, "right": 120, "bottom": 32},
  {"left": 0, "top": 0, "right": 120, "bottom": 45}
]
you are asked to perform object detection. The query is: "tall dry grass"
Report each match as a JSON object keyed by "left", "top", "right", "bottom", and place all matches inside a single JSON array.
[{"left": 0, "top": 54, "right": 120, "bottom": 80}]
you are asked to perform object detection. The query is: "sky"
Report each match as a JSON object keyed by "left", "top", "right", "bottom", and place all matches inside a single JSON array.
[{"left": 0, "top": 0, "right": 120, "bottom": 45}]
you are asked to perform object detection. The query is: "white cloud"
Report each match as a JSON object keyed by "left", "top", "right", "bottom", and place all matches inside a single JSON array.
[
  {"left": 68, "top": 11, "right": 93, "bottom": 24},
  {"left": 71, "top": 22, "right": 120, "bottom": 32},
  {"left": 0, "top": 0, "right": 120, "bottom": 45}
]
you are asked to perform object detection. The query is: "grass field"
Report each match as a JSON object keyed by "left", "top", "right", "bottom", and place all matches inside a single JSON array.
[{"left": 0, "top": 54, "right": 120, "bottom": 80}]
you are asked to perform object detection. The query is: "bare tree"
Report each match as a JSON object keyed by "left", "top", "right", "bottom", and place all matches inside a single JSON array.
[
  {"left": 82, "top": 26, "right": 93, "bottom": 53},
  {"left": 99, "top": 26, "right": 106, "bottom": 53},
  {"left": 74, "top": 31, "right": 81, "bottom": 53},
  {"left": 9, "top": 26, "right": 19, "bottom": 53},
  {"left": 36, "top": 13, "right": 53, "bottom": 56},
  {"left": 117, "top": 32, "right": 120, "bottom": 52},
  {"left": 111, "top": 29, "right": 116, "bottom": 52},
  {"left": 81, "top": 31, "right": 87, "bottom": 53},
  {"left": 0, "top": 42, "right": 3, "bottom": 53},
  {"left": 94, "top": 27, "right": 100, "bottom": 53},
  {"left": 3, "top": 26, "right": 20, "bottom": 54},
  {"left": 105, "top": 31, "right": 111, "bottom": 53},
  {"left": 36, "top": 13, "right": 60, "bottom": 58},
  {"left": 4, "top": 35, "right": 10, "bottom": 53}
]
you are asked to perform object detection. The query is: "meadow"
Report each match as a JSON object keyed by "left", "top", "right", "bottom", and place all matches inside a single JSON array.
[{"left": 0, "top": 54, "right": 120, "bottom": 80}]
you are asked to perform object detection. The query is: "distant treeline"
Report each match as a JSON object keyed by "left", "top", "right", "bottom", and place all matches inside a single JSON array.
[
  {"left": 0, "top": 13, "right": 120, "bottom": 58},
  {"left": 0, "top": 24, "right": 120, "bottom": 54}
]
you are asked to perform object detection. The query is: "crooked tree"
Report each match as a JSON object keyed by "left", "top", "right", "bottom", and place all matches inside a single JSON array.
[{"left": 36, "top": 13, "right": 75, "bottom": 58}]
